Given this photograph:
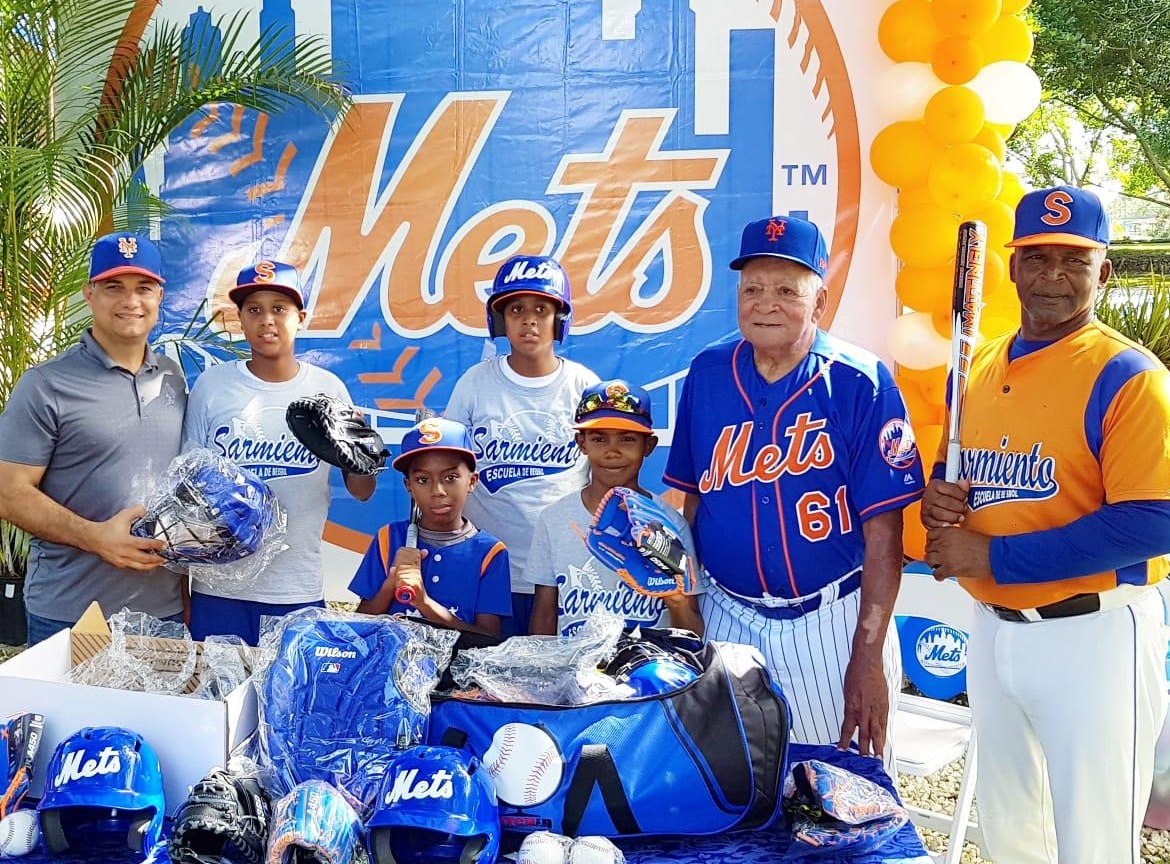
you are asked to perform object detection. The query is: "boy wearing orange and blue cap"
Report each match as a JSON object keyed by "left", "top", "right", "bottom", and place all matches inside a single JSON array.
[
  {"left": 182, "top": 260, "right": 377, "bottom": 644},
  {"left": 527, "top": 380, "right": 703, "bottom": 637},
  {"left": 349, "top": 418, "right": 512, "bottom": 636}
]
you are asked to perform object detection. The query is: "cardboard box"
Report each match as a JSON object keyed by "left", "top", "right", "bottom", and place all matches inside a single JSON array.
[{"left": 0, "top": 603, "right": 257, "bottom": 811}]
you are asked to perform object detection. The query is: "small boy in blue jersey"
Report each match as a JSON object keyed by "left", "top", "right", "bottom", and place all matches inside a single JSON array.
[{"left": 348, "top": 418, "right": 511, "bottom": 636}]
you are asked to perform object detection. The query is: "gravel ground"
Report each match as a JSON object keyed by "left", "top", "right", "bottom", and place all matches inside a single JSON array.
[{"left": 897, "top": 756, "right": 1170, "bottom": 863}]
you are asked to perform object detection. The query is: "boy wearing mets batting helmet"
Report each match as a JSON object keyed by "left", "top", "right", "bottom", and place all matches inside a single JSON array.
[
  {"left": 923, "top": 186, "right": 1170, "bottom": 863},
  {"left": 664, "top": 215, "right": 924, "bottom": 765},
  {"left": 182, "top": 261, "right": 377, "bottom": 645},
  {"left": 444, "top": 255, "right": 599, "bottom": 636}
]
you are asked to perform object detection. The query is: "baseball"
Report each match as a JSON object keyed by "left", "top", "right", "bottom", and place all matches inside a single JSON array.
[
  {"left": 515, "top": 831, "right": 571, "bottom": 864},
  {"left": 482, "top": 722, "right": 563, "bottom": 807},
  {"left": 0, "top": 810, "right": 41, "bottom": 858},
  {"left": 568, "top": 836, "right": 625, "bottom": 864}
]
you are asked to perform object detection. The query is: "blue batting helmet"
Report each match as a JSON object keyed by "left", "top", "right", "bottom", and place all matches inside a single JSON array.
[
  {"left": 367, "top": 746, "right": 500, "bottom": 864},
  {"left": 486, "top": 254, "right": 573, "bottom": 342},
  {"left": 37, "top": 726, "right": 166, "bottom": 858}
]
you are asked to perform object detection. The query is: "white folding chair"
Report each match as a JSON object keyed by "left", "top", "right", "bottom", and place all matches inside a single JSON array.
[{"left": 893, "top": 564, "right": 983, "bottom": 864}]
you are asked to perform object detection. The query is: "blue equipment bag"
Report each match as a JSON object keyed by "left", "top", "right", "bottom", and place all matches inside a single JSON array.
[{"left": 428, "top": 637, "right": 790, "bottom": 840}]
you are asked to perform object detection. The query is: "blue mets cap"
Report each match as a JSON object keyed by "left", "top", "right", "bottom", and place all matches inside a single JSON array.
[
  {"left": 89, "top": 232, "right": 165, "bottom": 283},
  {"left": 729, "top": 215, "right": 829, "bottom": 278},
  {"left": 393, "top": 417, "right": 476, "bottom": 473},
  {"left": 1006, "top": 185, "right": 1110, "bottom": 249},
  {"left": 574, "top": 380, "right": 654, "bottom": 433},
  {"left": 229, "top": 260, "right": 306, "bottom": 308}
]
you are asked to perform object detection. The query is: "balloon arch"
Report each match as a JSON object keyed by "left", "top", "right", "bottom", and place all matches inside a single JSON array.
[{"left": 873, "top": 0, "right": 1039, "bottom": 557}]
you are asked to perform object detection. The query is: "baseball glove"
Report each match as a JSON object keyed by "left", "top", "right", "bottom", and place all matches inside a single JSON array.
[
  {"left": 286, "top": 393, "right": 388, "bottom": 475},
  {"left": 169, "top": 768, "right": 272, "bottom": 864},
  {"left": 586, "top": 486, "right": 692, "bottom": 599}
]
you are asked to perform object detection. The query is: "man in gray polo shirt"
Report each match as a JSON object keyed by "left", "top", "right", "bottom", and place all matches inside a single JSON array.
[{"left": 0, "top": 232, "right": 187, "bottom": 644}]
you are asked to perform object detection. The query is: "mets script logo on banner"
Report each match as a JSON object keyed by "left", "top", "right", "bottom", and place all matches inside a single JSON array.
[
  {"left": 963, "top": 437, "right": 1059, "bottom": 511},
  {"left": 189, "top": 0, "right": 862, "bottom": 339},
  {"left": 386, "top": 768, "right": 455, "bottom": 804},
  {"left": 915, "top": 625, "right": 967, "bottom": 678},
  {"left": 54, "top": 747, "right": 122, "bottom": 787}
]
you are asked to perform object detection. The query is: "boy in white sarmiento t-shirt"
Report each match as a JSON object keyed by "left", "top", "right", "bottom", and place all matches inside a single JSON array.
[
  {"left": 527, "top": 380, "right": 704, "bottom": 637},
  {"left": 182, "top": 260, "right": 377, "bottom": 644},
  {"left": 444, "top": 255, "right": 599, "bottom": 636}
]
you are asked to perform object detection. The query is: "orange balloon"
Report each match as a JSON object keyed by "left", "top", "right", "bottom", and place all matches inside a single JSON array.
[
  {"left": 924, "top": 86, "right": 986, "bottom": 144},
  {"left": 903, "top": 500, "right": 929, "bottom": 560},
  {"left": 970, "top": 199, "right": 1015, "bottom": 251},
  {"left": 998, "top": 171, "right": 1027, "bottom": 208},
  {"left": 1002, "top": 0, "right": 1032, "bottom": 14},
  {"left": 896, "top": 264, "right": 954, "bottom": 312},
  {"left": 982, "top": 248, "right": 1007, "bottom": 297},
  {"left": 928, "top": 143, "right": 1002, "bottom": 214},
  {"left": 971, "top": 124, "right": 1006, "bottom": 161},
  {"left": 931, "top": 304, "right": 952, "bottom": 339},
  {"left": 915, "top": 423, "right": 947, "bottom": 475},
  {"left": 899, "top": 365, "right": 948, "bottom": 405},
  {"left": 978, "top": 14, "right": 1034, "bottom": 63},
  {"left": 891, "top": 204, "right": 962, "bottom": 268},
  {"left": 983, "top": 286, "right": 1021, "bottom": 323},
  {"left": 986, "top": 121, "right": 1016, "bottom": 139},
  {"left": 933, "top": 0, "right": 1003, "bottom": 37},
  {"left": 878, "top": 0, "right": 940, "bottom": 63},
  {"left": 980, "top": 311, "right": 1019, "bottom": 340},
  {"left": 920, "top": 369, "right": 949, "bottom": 406},
  {"left": 902, "top": 388, "right": 945, "bottom": 429},
  {"left": 898, "top": 184, "right": 936, "bottom": 210},
  {"left": 870, "top": 122, "right": 944, "bottom": 188},
  {"left": 932, "top": 36, "right": 984, "bottom": 85}
]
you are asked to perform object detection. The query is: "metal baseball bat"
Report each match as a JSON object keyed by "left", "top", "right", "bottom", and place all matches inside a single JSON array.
[
  {"left": 397, "top": 405, "right": 436, "bottom": 604},
  {"left": 944, "top": 220, "right": 987, "bottom": 484}
]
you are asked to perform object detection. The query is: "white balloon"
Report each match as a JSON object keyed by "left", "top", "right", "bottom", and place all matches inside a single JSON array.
[
  {"left": 876, "top": 62, "right": 947, "bottom": 122},
  {"left": 888, "top": 312, "right": 951, "bottom": 370},
  {"left": 968, "top": 61, "right": 1042, "bottom": 125}
]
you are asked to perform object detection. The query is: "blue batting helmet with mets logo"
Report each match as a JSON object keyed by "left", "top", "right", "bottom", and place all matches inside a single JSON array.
[{"left": 485, "top": 254, "right": 573, "bottom": 342}]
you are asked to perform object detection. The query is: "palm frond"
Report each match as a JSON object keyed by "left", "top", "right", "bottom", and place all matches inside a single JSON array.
[{"left": 1096, "top": 275, "right": 1170, "bottom": 367}]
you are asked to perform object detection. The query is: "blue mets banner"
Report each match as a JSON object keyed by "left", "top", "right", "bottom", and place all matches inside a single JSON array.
[{"left": 150, "top": 0, "right": 896, "bottom": 587}]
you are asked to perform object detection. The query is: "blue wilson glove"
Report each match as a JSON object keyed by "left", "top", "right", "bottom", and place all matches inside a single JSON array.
[{"left": 587, "top": 487, "right": 692, "bottom": 599}]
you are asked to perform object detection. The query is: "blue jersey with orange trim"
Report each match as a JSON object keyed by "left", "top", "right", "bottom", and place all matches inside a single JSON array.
[
  {"left": 664, "top": 331, "right": 924, "bottom": 599},
  {"left": 951, "top": 321, "right": 1170, "bottom": 609},
  {"left": 348, "top": 521, "right": 512, "bottom": 623}
]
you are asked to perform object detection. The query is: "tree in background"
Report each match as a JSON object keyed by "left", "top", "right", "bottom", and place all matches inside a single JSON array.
[
  {"left": 1029, "top": 0, "right": 1170, "bottom": 209},
  {"left": 0, "top": 0, "right": 348, "bottom": 592},
  {"left": 0, "top": 0, "right": 348, "bottom": 411}
]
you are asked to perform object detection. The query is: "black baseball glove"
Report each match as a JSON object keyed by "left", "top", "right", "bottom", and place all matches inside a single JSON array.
[
  {"left": 169, "top": 768, "right": 272, "bottom": 864},
  {"left": 286, "top": 393, "right": 388, "bottom": 475}
]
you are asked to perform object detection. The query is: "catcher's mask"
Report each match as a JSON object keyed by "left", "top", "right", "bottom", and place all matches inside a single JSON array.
[
  {"left": 37, "top": 726, "right": 165, "bottom": 858},
  {"left": 603, "top": 638, "right": 702, "bottom": 697},
  {"left": 367, "top": 746, "right": 500, "bottom": 864},
  {"left": 132, "top": 462, "right": 278, "bottom": 564},
  {"left": 486, "top": 254, "right": 572, "bottom": 342}
]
